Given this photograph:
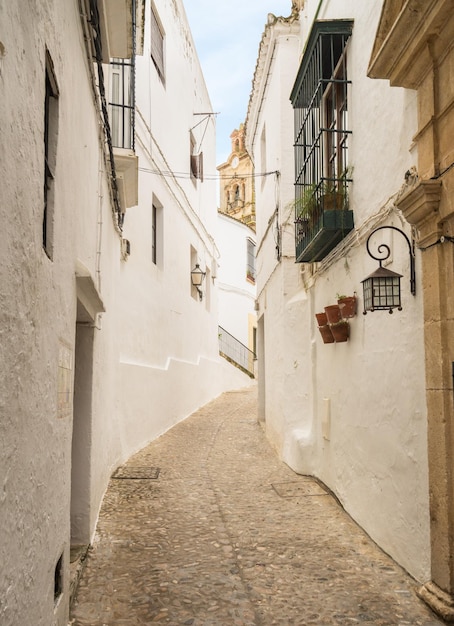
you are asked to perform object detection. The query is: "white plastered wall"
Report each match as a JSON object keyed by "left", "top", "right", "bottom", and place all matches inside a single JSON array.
[
  {"left": 0, "top": 2, "right": 254, "bottom": 625},
  {"left": 0, "top": 1, "right": 123, "bottom": 623},
  {"left": 217, "top": 212, "right": 256, "bottom": 348},
  {"left": 249, "top": 0, "right": 431, "bottom": 582},
  {"left": 115, "top": 0, "right": 254, "bottom": 465}
]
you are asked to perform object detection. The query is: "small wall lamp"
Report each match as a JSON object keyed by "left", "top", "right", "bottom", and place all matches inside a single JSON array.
[
  {"left": 191, "top": 263, "right": 206, "bottom": 301},
  {"left": 361, "top": 226, "right": 415, "bottom": 314}
]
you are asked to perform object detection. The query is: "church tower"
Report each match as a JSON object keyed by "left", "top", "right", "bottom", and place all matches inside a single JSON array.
[{"left": 217, "top": 124, "right": 255, "bottom": 231}]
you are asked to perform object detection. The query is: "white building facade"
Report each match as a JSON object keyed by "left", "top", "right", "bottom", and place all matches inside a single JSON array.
[
  {"left": 247, "top": 0, "right": 431, "bottom": 582},
  {"left": 0, "top": 1, "right": 252, "bottom": 625},
  {"left": 216, "top": 212, "right": 257, "bottom": 372},
  {"left": 116, "top": 0, "right": 252, "bottom": 459}
]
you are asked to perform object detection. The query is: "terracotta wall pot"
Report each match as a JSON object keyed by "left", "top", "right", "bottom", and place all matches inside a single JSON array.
[
  {"left": 330, "top": 320, "right": 349, "bottom": 343},
  {"left": 315, "top": 312, "right": 328, "bottom": 326},
  {"left": 318, "top": 325, "right": 335, "bottom": 343},
  {"left": 324, "top": 304, "right": 342, "bottom": 325},
  {"left": 338, "top": 296, "right": 357, "bottom": 319}
]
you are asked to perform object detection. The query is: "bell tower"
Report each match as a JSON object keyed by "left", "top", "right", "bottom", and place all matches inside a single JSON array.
[{"left": 217, "top": 124, "right": 255, "bottom": 231}]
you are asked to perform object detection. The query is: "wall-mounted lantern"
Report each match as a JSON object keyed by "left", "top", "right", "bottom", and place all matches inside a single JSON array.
[
  {"left": 191, "top": 263, "right": 206, "bottom": 301},
  {"left": 361, "top": 226, "right": 415, "bottom": 314}
]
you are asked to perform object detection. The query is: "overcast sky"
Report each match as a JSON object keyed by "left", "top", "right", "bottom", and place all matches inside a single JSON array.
[{"left": 183, "top": 0, "right": 293, "bottom": 167}]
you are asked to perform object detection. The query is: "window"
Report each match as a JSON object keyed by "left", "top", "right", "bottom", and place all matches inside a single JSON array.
[
  {"left": 151, "top": 198, "right": 163, "bottom": 266},
  {"left": 150, "top": 3, "right": 165, "bottom": 81},
  {"left": 109, "top": 58, "right": 135, "bottom": 149},
  {"left": 324, "top": 55, "right": 348, "bottom": 184},
  {"left": 43, "top": 51, "right": 59, "bottom": 259},
  {"left": 290, "top": 20, "right": 354, "bottom": 262},
  {"left": 54, "top": 553, "right": 63, "bottom": 603},
  {"left": 246, "top": 238, "right": 256, "bottom": 283},
  {"left": 152, "top": 203, "right": 157, "bottom": 264}
]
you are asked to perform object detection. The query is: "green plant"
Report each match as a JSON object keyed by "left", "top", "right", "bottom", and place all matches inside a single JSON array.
[
  {"left": 293, "top": 184, "right": 318, "bottom": 222},
  {"left": 292, "top": 165, "right": 354, "bottom": 229},
  {"left": 321, "top": 166, "right": 353, "bottom": 208}
]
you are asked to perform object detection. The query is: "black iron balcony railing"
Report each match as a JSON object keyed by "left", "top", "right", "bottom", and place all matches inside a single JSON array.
[
  {"left": 294, "top": 176, "right": 354, "bottom": 263},
  {"left": 218, "top": 326, "right": 256, "bottom": 378},
  {"left": 291, "top": 22, "right": 354, "bottom": 263}
]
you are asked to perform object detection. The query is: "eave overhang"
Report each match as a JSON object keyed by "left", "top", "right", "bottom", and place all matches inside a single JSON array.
[
  {"left": 290, "top": 20, "right": 354, "bottom": 105},
  {"left": 98, "top": 0, "right": 145, "bottom": 62},
  {"left": 368, "top": 0, "right": 452, "bottom": 88}
]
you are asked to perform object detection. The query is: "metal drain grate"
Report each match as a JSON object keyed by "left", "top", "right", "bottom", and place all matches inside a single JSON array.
[
  {"left": 272, "top": 480, "right": 327, "bottom": 498},
  {"left": 112, "top": 466, "right": 160, "bottom": 480}
]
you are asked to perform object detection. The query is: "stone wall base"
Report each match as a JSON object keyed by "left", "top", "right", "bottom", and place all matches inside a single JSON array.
[{"left": 418, "top": 581, "right": 454, "bottom": 622}]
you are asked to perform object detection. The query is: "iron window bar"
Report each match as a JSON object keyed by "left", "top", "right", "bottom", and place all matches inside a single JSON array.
[
  {"left": 291, "top": 21, "right": 354, "bottom": 262},
  {"left": 109, "top": 57, "right": 135, "bottom": 151}
]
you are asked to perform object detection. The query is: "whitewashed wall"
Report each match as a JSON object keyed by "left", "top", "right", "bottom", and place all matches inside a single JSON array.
[
  {"left": 246, "top": 17, "right": 304, "bottom": 439},
  {"left": 216, "top": 213, "right": 256, "bottom": 348},
  {"left": 116, "top": 0, "right": 254, "bottom": 464},
  {"left": 248, "top": 0, "right": 430, "bottom": 582},
  {"left": 0, "top": 1, "right": 124, "bottom": 624},
  {"left": 0, "top": 1, "right": 253, "bottom": 625}
]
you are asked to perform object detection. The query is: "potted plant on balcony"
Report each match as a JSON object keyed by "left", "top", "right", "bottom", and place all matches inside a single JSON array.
[
  {"left": 293, "top": 184, "right": 318, "bottom": 235},
  {"left": 320, "top": 167, "right": 353, "bottom": 212},
  {"left": 321, "top": 187, "right": 346, "bottom": 211}
]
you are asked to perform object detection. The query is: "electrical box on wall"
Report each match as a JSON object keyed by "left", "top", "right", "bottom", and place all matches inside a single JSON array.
[{"left": 322, "top": 398, "right": 331, "bottom": 440}]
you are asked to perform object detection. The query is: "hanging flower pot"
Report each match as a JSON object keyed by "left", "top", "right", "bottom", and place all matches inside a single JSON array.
[
  {"left": 315, "top": 312, "right": 328, "bottom": 326},
  {"left": 330, "top": 320, "right": 349, "bottom": 343},
  {"left": 337, "top": 295, "right": 357, "bottom": 319},
  {"left": 324, "top": 304, "right": 342, "bottom": 325},
  {"left": 318, "top": 325, "right": 335, "bottom": 344}
]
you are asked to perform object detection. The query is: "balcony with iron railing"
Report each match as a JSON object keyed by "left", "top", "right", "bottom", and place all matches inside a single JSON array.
[
  {"left": 294, "top": 172, "right": 354, "bottom": 263},
  {"left": 109, "top": 57, "right": 138, "bottom": 213},
  {"left": 291, "top": 22, "right": 354, "bottom": 263}
]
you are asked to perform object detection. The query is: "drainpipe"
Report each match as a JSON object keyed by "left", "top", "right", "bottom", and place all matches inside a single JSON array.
[{"left": 313, "top": 0, "right": 324, "bottom": 21}]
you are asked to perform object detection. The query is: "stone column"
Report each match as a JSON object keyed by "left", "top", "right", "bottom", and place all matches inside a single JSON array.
[{"left": 398, "top": 179, "right": 454, "bottom": 620}]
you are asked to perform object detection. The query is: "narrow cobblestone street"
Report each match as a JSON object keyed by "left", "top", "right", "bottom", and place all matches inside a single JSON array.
[{"left": 70, "top": 387, "right": 444, "bottom": 625}]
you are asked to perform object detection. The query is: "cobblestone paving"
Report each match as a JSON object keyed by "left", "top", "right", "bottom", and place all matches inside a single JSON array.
[{"left": 70, "top": 387, "right": 444, "bottom": 625}]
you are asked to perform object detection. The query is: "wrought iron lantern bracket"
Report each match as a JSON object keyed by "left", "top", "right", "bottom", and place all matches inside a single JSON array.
[
  {"left": 362, "top": 226, "right": 416, "bottom": 314},
  {"left": 191, "top": 263, "right": 206, "bottom": 301}
]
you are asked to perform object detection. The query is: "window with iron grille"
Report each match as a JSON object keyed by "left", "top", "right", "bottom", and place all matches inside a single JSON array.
[
  {"left": 109, "top": 58, "right": 135, "bottom": 150},
  {"left": 43, "top": 50, "right": 59, "bottom": 259},
  {"left": 150, "top": 3, "right": 165, "bottom": 82},
  {"left": 152, "top": 203, "right": 157, "bottom": 264},
  {"left": 151, "top": 199, "right": 163, "bottom": 266},
  {"left": 290, "top": 21, "right": 354, "bottom": 263}
]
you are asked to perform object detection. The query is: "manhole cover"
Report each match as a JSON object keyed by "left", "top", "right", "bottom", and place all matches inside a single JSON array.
[
  {"left": 272, "top": 480, "right": 327, "bottom": 498},
  {"left": 112, "top": 466, "right": 160, "bottom": 480}
]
